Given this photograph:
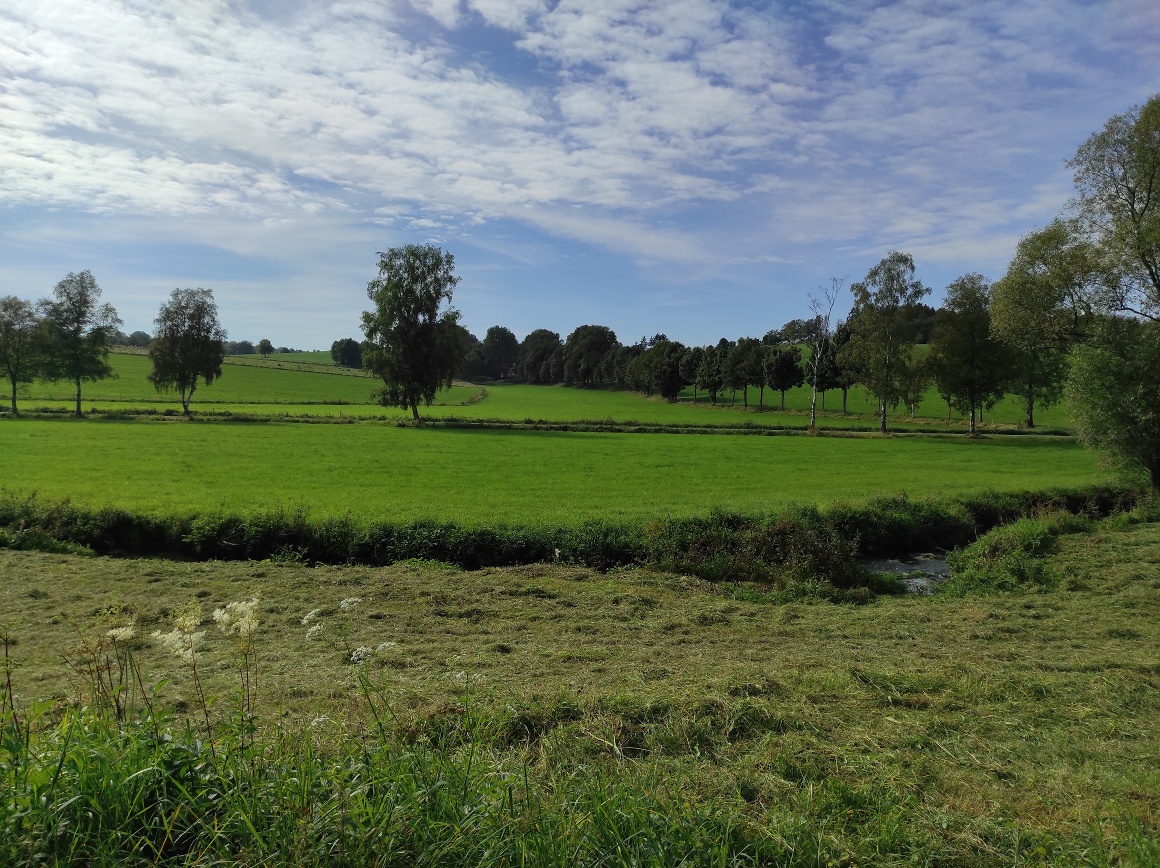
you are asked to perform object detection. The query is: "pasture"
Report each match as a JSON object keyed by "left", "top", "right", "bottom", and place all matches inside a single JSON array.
[
  {"left": 12, "top": 350, "right": 1073, "bottom": 429},
  {"left": 0, "top": 418, "right": 1104, "bottom": 523}
]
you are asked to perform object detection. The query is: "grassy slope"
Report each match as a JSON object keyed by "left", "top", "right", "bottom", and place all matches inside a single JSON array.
[
  {"left": 2, "top": 518, "right": 1157, "bottom": 862},
  {"left": 0, "top": 418, "right": 1105, "bottom": 522}
]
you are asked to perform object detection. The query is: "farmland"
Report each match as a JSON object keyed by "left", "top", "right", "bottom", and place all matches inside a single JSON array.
[{"left": 2, "top": 347, "right": 1155, "bottom": 867}]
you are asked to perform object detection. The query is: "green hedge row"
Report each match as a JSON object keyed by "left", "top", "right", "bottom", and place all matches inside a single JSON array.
[{"left": 0, "top": 485, "right": 1144, "bottom": 588}]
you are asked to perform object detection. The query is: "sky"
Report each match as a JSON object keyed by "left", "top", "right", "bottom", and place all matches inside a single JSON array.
[{"left": 2, "top": 0, "right": 1158, "bottom": 349}]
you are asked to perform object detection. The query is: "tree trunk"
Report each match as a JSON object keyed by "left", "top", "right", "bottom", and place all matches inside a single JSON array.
[
  {"left": 10, "top": 379, "right": 17, "bottom": 415},
  {"left": 781, "top": 391, "right": 787, "bottom": 411},
  {"left": 759, "top": 385, "right": 764, "bottom": 407},
  {"left": 879, "top": 400, "right": 887, "bottom": 434},
  {"left": 742, "top": 385, "right": 748, "bottom": 408},
  {"left": 821, "top": 390, "right": 826, "bottom": 411},
  {"left": 969, "top": 404, "right": 976, "bottom": 437},
  {"left": 842, "top": 387, "right": 848, "bottom": 415},
  {"left": 692, "top": 386, "right": 697, "bottom": 404},
  {"left": 411, "top": 402, "right": 420, "bottom": 421},
  {"left": 1026, "top": 382, "right": 1035, "bottom": 428},
  {"left": 75, "top": 377, "right": 82, "bottom": 417},
  {"left": 947, "top": 399, "right": 952, "bottom": 421},
  {"left": 809, "top": 382, "right": 817, "bottom": 426}
]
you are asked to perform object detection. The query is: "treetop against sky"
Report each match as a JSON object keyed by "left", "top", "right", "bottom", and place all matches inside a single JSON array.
[{"left": 2, "top": 0, "right": 1158, "bottom": 348}]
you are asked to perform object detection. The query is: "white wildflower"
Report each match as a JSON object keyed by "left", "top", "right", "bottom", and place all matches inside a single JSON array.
[
  {"left": 350, "top": 646, "right": 374, "bottom": 665},
  {"left": 339, "top": 597, "right": 362, "bottom": 613},
  {"left": 309, "top": 715, "right": 333, "bottom": 729},
  {"left": 301, "top": 608, "right": 322, "bottom": 625},
  {"left": 172, "top": 603, "right": 202, "bottom": 634},
  {"left": 106, "top": 626, "right": 136, "bottom": 643},
  {"left": 375, "top": 641, "right": 397, "bottom": 653},
  {"left": 305, "top": 623, "right": 325, "bottom": 640},
  {"left": 152, "top": 628, "right": 205, "bottom": 663},
  {"left": 213, "top": 597, "right": 260, "bottom": 639}
]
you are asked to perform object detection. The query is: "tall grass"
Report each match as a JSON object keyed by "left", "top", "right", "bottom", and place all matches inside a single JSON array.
[{"left": 0, "top": 485, "right": 1145, "bottom": 592}]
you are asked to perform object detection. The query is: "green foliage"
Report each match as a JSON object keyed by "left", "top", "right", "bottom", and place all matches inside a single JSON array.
[
  {"left": 1068, "top": 92, "right": 1160, "bottom": 320},
  {"left": 37, "top": 270, "right": 122, "bottom": 417},
  {"left": 361, "top": 245, "right": 466, "bottom": 419},
  {"left": 329, "top": 337, "right": 363, "bottom": 368},
  {"left": 0, "top": 295, "right": 45, "bottom": 415},
  {"left": 562, "top": 324, "right": 617, "bottom": 386},
  {"left": 516, "top": 328, "right": 562, "bottom": 384},
  {"left": 147, "top": 288, "right": 227, "bottom": 415},
  {"left": 943, "top": 511, "right": 1094, "bottom": 594},
  {"left": 1067, "top": 317, "right": 1160, "bottom": 491},
  {"left": 840, "top": 251, "right": 931, "bottom": 432}
]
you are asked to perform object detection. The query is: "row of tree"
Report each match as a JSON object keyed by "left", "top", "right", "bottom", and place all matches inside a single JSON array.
[{"left": 0, "top": 276, "right": 234, "bottom": 416}]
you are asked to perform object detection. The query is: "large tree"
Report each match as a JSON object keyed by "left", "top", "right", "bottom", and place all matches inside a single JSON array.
[
  {"left": 257, "top": 338, "right": 274, "bottom": 359},
  {"left": 331, "top": 338, "right": 363, "bottom": 368},
  {"left": 518, "top": 329, "right": 562, "bottom": 384},
  {"left": 360, "top": 244, "right": 466, "bottom": 420},
  {"left": 1068, "top": 93, "right": 1160, "bottom": 321},
  {"left": 147, "top": 288, "right": 227, "bottom": 416},
  {"left": 804, "top": 278, "right": 843, "bottom": 426},
  {"left": 927, "top": 274, "right": 1014, "bottom": 435},
  {"left": 481, "top": 325, "right": 520, "bottom": 379},
  {"left": 839, "top": 252, "right": 930, "bottom": 433},
  {"left": 1067, "top": 317, "right": 1160, "bottom": 492},
  {"left": 38, "top": 270, "right": 122, "bottom": 417},
  {"left": 0, "top": 296, "right": 45, "bottom": 415},
  {"left": 562, "top": 325, "right": 617, "bottom": 386},
  {"left": 696, "top": 345, "right": 724, "bottom": 405}
]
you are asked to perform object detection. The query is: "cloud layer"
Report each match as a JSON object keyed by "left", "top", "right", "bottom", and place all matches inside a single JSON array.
[{"left": 2, "top": 0, "right": 1158, "bottom": 340}]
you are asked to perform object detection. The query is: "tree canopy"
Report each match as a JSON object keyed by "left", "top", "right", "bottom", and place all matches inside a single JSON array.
[
  {"left": 148, "top": 288, "right": 227, "bottom": 416},
  {"left": 839, "top": 252, "right": 930, "bottom": 433},
  {"left": 38, "top": 270, "right": 122, "bottom": 417},
  {"left": 360, "top": 245, "right": 465, "bottom": 420},
  {"left": 331, "top": 338, "right": 363, "bottom": 368},
  {"left": 0, "top": 296, "right": 44, "bottom": 415}
]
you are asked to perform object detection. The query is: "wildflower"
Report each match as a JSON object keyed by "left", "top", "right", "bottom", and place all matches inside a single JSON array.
[
  {"left": 375, "top": 641, "right": 397, "bottom": 652},
  {"left": 172, "top": 602, "right": 203, "bottom": 634},
  {"left": 350, "top": 646, "right": 374, "bottom": 665},
  {"left": 305, "top": 624, "right": 325, "bottom": 641},
  {"left": 309, "top": 715, "right": 333, "bottom": 728},
  {"left": 339, "top": 597, "right": 362, "bottom": 613},
  {"left": 301, "top": 608, "right": 322, "bottom": 625},
  {"left": 106, "top": 625, "right": 136, "bottom": 642},
  {"left": 213, "top": 597, "right": 260, "bottom": 639},
  {"left": 152, "top": 627, "right": 205, "bottom": 663}
]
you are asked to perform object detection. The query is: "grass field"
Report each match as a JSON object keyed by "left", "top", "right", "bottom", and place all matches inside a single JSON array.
[
  {"left": 2, "top": 514, "right": 1157, "bottom": 863},
  {"left": 11, "top": 350, "right": 1072, "bottom": 429},
  {"left": 0, "top": 417, "right": 1105, "bottom": 522}
]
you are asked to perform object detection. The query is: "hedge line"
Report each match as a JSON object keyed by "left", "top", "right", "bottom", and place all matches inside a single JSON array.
[{"left": 0, "top": 485, "right": 1144, "bottom": 589}]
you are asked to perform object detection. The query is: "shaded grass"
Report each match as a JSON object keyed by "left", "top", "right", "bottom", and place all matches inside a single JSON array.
[{"left": 2, "top": 516, "right": 1158, "bottom": 865}]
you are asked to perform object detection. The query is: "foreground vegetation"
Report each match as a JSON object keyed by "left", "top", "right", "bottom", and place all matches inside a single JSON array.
[{"left": 2, "top": 507, "right": 1157, "bottom": 865}]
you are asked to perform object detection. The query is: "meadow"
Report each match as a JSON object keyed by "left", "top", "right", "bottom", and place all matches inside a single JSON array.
[
  {"left": 14, "top": 350, "right": 1072, "bottom": 429},
  {"left": 0, "top": 417, "right": 1104, "bottom": 523},
  {"left": 1, "top": 510, "right": 1157, "bottom": 864}
]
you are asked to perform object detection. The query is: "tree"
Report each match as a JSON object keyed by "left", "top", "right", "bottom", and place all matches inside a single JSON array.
[
  {"left": 897, "top": 351, "right": 930, "bottom": 418},
  {"left": 838, "top": 252, "right": 930, "bottom": 433},
  {"left": 127, "top": 330, "right": 152, "bottom": 347},
  {"left": 696, "top": 345, "right": 724, "bottom": 404},
  {"left": 258, "top": 338, "right": 274, "bottom": 359},
  {"left": 991, "top": 221, "right": 1092, "bottom": 427},
  {"left": 647, "top": 339, "right": 687, "bottom": 400},
  {"left": 0, "top": 296, "right": 45, "bottom": 415},
  {"left": 1068, "top": 93, "right": 1160, "bottom": 321},
  {"left": 805, "top": 277, "right": 843, "bottom": 426},
  {"left": 562, "top": 325, "right": 617, "bottom": 386},
  {"left": 147, "top": 288, "right": 227, "bottom": 416},
  {"left": 1067, "top": 317, "right": 1160, "bottom": 491},
  {"left": 38, "top": 270, "right": 122, "bottom": 417},
  {"left": 926, "top": 274, "right": 1014, "bottom": 435},
  {"left": 518, "top": 329, "right": 562, "bottom": 384},
  {"left": 679, "top": 346, "right": 704, "bottom": 403},
  {"left": 360, "top": 244, "right": 466, "bottom": 420},
  {"left": 764, "top": 344, "right": 804, "bottom": 411},
  {"left": 482, "top": 326, "right": 520, "bottom": 379},
  {"left": 331, "top": 338, "right": 363, "bottom": 368}
]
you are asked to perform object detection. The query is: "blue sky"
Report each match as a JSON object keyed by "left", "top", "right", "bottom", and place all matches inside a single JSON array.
[{"left": 2, "top": 0, "right": 1158, "bottom": 348}]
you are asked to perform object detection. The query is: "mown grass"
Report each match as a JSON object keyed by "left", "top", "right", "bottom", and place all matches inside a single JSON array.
[
  {"left": 2, "top": 515, "right": 1157, "bottom": 865},
  {"left": 0, "top": 417, "right": 1106, "bottom": 523}
]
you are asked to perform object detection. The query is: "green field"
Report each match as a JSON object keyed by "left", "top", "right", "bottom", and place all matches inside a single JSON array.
[
  {"left": 12, "top": 350, "right": 1072, "bottom": 429},
  {"left": 0, "top": 417, "right": 1105, "bottom": 522}
]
